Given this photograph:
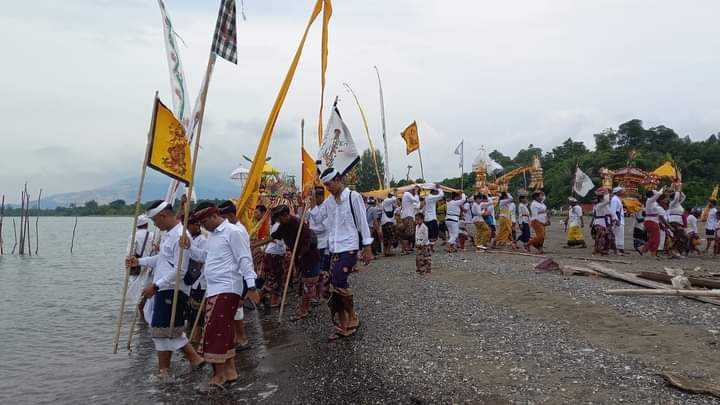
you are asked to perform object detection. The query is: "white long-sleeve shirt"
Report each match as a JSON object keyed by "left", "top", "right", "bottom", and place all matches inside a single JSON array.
[
  {"left": 189, "top": 220, "right": 254, "bottom": 297},
  {"left": 668, "top": 192, "right": 686, "bottom": 224},
  {"left": 401, "top": 191, "right": 420, "bottom": 219},
  {"left": 518, "top": 203, "right": 530, "bottom": 224},
  {"left": 446, "top": 195, "right": 465, "bottom": 220},
  {"left": 530, "top": 200, "right": 547, "bottom": 223},
  {"left": 307, "top": 205, "right": 328, "bottom": 250},
  {"left": 644, "top": 191, "right": 663, "bottom": 223},
  {"left": 707, "top": 208, "right": 718, "bottom": 231},
  {"left": 610, "top": 195, "right": 625, "bottom": 225},
  {"left": 317, "top": 188, "right": 374, "bottom": 254},
  {"left": 593, "top": 194, "right": 611, "bottom": 227},
  {"left": 687, "top": 215, "right": 698, "bottom": 234},
  {"left": 509, "top": 202, "right": 517, "bottom": 223},
  {"left": 138, "top": 223, "right": 191, "bottom": 294},
  {"left": 423, "top": 190, "right": 444, "bottom": 222},
  {"left": 568, "top": 205, "right": 583, "bottom": 227},
  {"left": 498, "top": 194, "right": 513, "bottom": 218}
]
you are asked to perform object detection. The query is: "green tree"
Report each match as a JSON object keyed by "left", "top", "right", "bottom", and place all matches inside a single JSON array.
[{"left": 356, "top": 149, "right": 385, "bottom": 192}]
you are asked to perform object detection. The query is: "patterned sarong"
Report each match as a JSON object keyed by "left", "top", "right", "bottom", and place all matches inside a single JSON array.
[
  {"left": 401, "top": 217, "right": 415, "bottom": 241},
  {"left": 529, "top": 220, "right": 545, "bottom": 249},
  {"left": 475, "top": 221, "right": 490, "bottom": 246},
  {"left": 150, "top": 290, "right": 188, "bottom": 338},
  {"left": 495, "top": 217, "right": 512, "bottom": 245},
  {"left": 262, "top": 253, "right": 286, "bottom": 297},
  {"left": 382, "top": 222, "right": 396, "bottom": 250},
  {"left": 415, "top": 245, "right": 432, "bottom": 273},
  {"left": 593, "top": 225, "right": 611, "bottom": 254},
  {"left": 202, "top": 293, "right": 240, "bottom": 363}
]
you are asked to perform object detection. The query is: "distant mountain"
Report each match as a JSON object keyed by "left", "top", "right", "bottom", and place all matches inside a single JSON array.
[{"left": 39, "top": 172, "right": 243, "bottom": 208}]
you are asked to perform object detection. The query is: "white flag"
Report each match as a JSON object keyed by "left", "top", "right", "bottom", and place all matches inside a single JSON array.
[
  {"left": 573, "top": 167, "right": 595, "bottom": 197},
  {"left": 317, "top": 106, "right": 360, "bottom": 176},
  {"left": 486, "top": 158, "right": 503, "bottom": 174}
]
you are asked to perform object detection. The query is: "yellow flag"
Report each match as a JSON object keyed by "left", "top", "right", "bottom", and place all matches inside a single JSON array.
[
  {"left": 301, "top": 147, "right": 318, "bottom": 195},
  {"left": 651, "top": 161, "right": 677, "bottom": 178},
  {"left": 235, "top": 0, "right": 329, "bottom": 229},
  {"left": 401, "top": 121, "right": 419, "bottom": 155},
  {"left": 147, "top": 97, "right": 191, "bottom": 184}
]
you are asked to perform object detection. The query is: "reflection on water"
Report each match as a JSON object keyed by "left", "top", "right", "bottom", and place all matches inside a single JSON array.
[{"left": 0, "top": 217, "right": 295, "bottom": 404}]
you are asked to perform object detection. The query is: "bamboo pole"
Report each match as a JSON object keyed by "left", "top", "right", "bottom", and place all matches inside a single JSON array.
[
  {"left": 35, "top": 189, "right": 41, "bottom": 255},
  {"left": 606, "top": 288, "right": 720, "bottom": 297},
  {"left": 167, "top": 53, "right": 215, "bottom": 338},
  {"left": 11, "top": 218, "right": 17, "bottom": 254},
  {"left": 417, "top": 145, "right": 425, "bottom": 182},
  {"left": 25, "top": 188, "right": 32, "bottom": 256},
  {"left": 278, "top": 203, "right": 310, "bottom": 322},
  {"left": 374, "top": 65, "right": 391, "bottom": 187},
  {"left": 70, "top": 216, "right": 78, "bottom": 254},
  {"left": 18, "top": 190, "right": 24, "bottom": 255},
  {"left": 188, "top": 294, "right": 206, "bottom": 347},
  {"left": 0, "top": 194, "right": 4, "bottom": 255},
  {"left": 343, "top": 82, "right": 383, "bottom": 189},
  {"left": 112, "top": 92, "right": 157, "bottom": 354}
]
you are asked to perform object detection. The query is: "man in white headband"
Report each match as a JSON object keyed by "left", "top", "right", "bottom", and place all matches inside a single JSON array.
[
  {"left": 125, "top": 200, "right": 204, "bottom": 378},
  {"left": 313, "top": 167, "right": 373, "bottom": 340},
  {"left": 610, "top": 186, "right": 625, "bottom": 255}
]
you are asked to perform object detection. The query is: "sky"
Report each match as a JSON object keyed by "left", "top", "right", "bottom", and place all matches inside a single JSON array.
[{"left": 3, "top": 0, "right": 720, "bottom": 201}]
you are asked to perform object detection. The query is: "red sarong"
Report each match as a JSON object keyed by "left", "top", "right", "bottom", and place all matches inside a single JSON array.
[
  {"left": 202, "top": 293, "right": 240, "bottom": 363},
  {"left": 643, "top": 221, "right": 660, "bottom": 253}
]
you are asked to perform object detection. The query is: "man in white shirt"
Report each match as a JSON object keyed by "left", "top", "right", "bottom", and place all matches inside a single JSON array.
[
  {"left": 528, "top": 190, "right": 548, "bottom": 254},
  {"left": 126, "top": 201, "right": 204, "bottom": 378},
  {"left": 316, "top": 168, "right": 373, "bottom": 340},
  {"left": 445, "top": 192, "right": 465, "bottom": 252},
  {"left": 380, "top": 193, "right": 398, "bottom": 256},
  {"left": 127, "top": 215, "right": 155, "bottom": 321},
  {"left": 400, "top": 187, "right": 420, "bottom": 254},
  {"left": 610, "top": 187, "right": 626, "bottom": 254},
  {"left": 182, "top": 202, "right": 254, "bottom": 389},
  {"left": 217, "top": 200, "right": 260, "bottom": 350},
  {"left": 423, "top": 188, "right": 444, "bottom": 247},
  {"left": 705, "top": 199, "right": 718, "bottom": 253},
  {"left": 308, "top": 187, "right": 330, "bottom": 300}
]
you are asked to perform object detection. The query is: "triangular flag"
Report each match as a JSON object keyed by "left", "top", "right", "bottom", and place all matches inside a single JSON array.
[
  {"left": 454, "top": 140, "right": 463, "bottom": 155},
  {"left": 302, "top": 147, "right": 319, "bottom": 195},
  {"left": 401, "top": 121, "right": 420, "bottom": 155},
  {"left": 317, "top": 105, "right": 360, "bottom": 176},
  {"left": 573, "top": 167, "right": 594, "bottom": 197}
]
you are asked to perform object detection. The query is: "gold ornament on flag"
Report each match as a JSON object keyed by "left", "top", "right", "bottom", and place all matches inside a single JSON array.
[
  {"left": 401, "top": 121, "right": 419, "bottom": 155},
  {"left": 147, "top": 97, "right": 192, "bottom": 184}
]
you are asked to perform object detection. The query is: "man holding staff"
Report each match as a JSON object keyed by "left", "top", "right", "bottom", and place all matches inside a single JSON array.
[
  {"left": 181, "top": 202, "right": 254, "bottom": 390},
  {"left": 125, "top": 200, "right": 204, "bottom": 378},
  {"left": 315, "top": 168, "right": 373, "bottom": 340}
]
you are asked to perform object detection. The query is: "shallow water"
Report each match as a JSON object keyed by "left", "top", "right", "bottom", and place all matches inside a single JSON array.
[{"left": 0, "top": 217, "right": 293, "bottom": 404}]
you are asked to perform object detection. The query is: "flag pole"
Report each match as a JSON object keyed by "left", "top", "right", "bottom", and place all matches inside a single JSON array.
[
  {"left": 167, "top": 53, "right": 216, "bottom": 338},
  {"left": 417, "top": 145, "right": 425, "bottom": 181},
  {"left": 343, "top": 82, "right": 384, "bottom": 189},
  {"left": 278, "top": 202, "right": 310, "bottom": 322},
  {"left": 374, "top": 66, "right": 390, "bottom": 187},
  {"left": 460, "top": 140, "right": 464, "bottom": 191},
  {"left": 113, "top": 91, "right": 158, "bottom": 354}
]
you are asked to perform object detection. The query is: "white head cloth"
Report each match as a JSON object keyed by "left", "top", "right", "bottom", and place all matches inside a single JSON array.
[
  {"left": 612, "top": 186, "right": 624, "bottom": 194},
  {"left": 146, "top": 201, "right": 169, "bottom": 219},
  {"left": 136, "top": 214, "right": 149, "bottom": 227},
  {"left": 320, "top": 168, "right": 340, "bottom": 183}
]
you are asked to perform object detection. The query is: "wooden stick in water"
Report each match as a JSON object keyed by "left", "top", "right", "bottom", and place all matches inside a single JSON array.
[
  {"left": 11, "top": 218, "right": 17, "bottom": 255},
  {"left": 24, "top": 187, "right": 31, "bottom": 257},
  {"left": 70, "top": 216, "right": 78, "bottom": 254},
  {"left": 35, "top": 189, "right": 41, "bottom": 255},
  {"left": 0, "top": 194, "right": 5, "bottom": 255},
  {"left": 18, "top": 190, "right": 24, "bottom": 255}
]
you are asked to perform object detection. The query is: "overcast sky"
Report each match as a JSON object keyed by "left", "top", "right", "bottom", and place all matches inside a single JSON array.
[{"left": 3, "top": 0, "right": 720, "bottom": 200}]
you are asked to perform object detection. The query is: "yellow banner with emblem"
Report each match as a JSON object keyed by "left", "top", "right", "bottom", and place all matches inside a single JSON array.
[
  {"left": 147, "top": 97, "right": 192, "bottom": 185},
  {"left": 401, "top": 121, "right": 419, "bottom": 155}
]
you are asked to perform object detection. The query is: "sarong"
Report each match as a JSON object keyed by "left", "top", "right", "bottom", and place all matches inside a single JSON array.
[
  {"left": 475, "top": 221, "right": 490, "bottom": 246},
  {"left": 262, "top": 253, "right": 286, "bottom": 297},
  {"left": 593, "top": 225, "right": 610, "bottom": 254},
  {"left": 202, "top": 293, "right": 240, "bottom": 363},
  {"left": 329, "top": 251, "right": 358, "bottom": 294},
  {"left": 401, "top": 217, "right": 415, "bottom": 241},
  {"left": 495, "top": 217, "right": 512, "bottom": 245},
  {"left": 370, "top": 228, "right": 382, "bottom": 255},
  {"left": 150, "top": 290, "right": 188, "bottom": 339},
  {"left": 528, "top": 220, "right": 545, "bottom": 248},
  {"left": 643, "top": 221, "right": 660, "bottom": 253},
  {"left": 381, "top": 222, "right": 397, "bottom": 250},
  {"left": 566, "top": 224, "right": 584, "bottom": 246},
  {"left": 415, "top": 245, "right": 432, "bottom": 273},
  {"left": 425, "top": 219, "right": 439, "bottom": 241},
  {"left": 446, "top": 219, "right": 459, "bottom": 245},
  {"left": 518, "top": 223, "right": 530, "bottom": 243},
  {"left": 670, "top": 223, "right": 688, "bottom": 254}
]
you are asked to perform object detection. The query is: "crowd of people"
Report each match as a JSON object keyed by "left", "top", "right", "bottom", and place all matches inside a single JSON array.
[{"left": 124, "top": 171, "right": 720, "bottom": 391}]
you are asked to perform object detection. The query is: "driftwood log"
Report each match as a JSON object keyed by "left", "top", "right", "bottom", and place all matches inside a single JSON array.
[
  {"left": 638, "top": 271, "right": 720, "bottom": 290},
  {"left": 606, "top": 289, "right": 720, "bottom": 297},
  {"left": 588, "top": 263, "right": 720, "bottom": 306},
  {"left": 663, "top": 372, "right": 720, "bottom": 398}
]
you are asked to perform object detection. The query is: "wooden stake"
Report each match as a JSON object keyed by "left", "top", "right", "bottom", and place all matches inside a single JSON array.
[
  {"left": 35, "top": 189, "right": 41, "bottom": 255},
  {"left": 18, "top": 190, "right": 24, "bottom": 255},
  {"left": 278, "top": 203, "right": 310, "bottom": 322},
  {"left": 168, "top": 53, "right": 215, "bottom": 338},
  {"left": 24, "top": 186, "right": 31, "bottom": 256},
  {"left": 11, "top": 218, "right": 17, "bottom": 255},
  {"left": 0, "top": 194, "right": 4, "bottom": 255},
  {"left": 112, "top": 92, "right": 156, "bottom": 354},
  {"left": 70, "top": 216, "right": 78, "bottom": 254}
]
